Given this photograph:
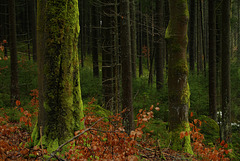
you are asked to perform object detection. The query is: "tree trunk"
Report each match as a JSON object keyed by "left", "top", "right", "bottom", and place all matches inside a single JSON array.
[
  {"left": 120, "top": 0, "right": 134, "bottom": 133},
  {"left": 92, "top": 3, "right": 99, "bottom": 77},
  {"left": 34, "top": 0, "right": 84, "bottom": 152},
  {"left": 209, "top": 0, "right": 217, "bottom": 121},
  {"left": 30, "top": 0, "right": 37, "bottom": 62},
  {"left": 189, "top": 0, "right": 195, "bottom": 72},
  {"left": 102, "top": 0, "right": 114, "bottom": 111},
  {"left": 138, "top": 2, "right": 143, "bottom": 77},
  {"left": 9, "top": 0, "right": 20, "bottom": 107},
  {"left": 155, "top": 0, "right": 164, "bottom": 90},
  {"left": 221, "top": 0, "right": 231, "bottom": 143},
  {"left": 130, "top": 0, "right": 137, "bottom": 78},
  {"left": 165, "top": 0, "right": 192, "bottom": 154}
]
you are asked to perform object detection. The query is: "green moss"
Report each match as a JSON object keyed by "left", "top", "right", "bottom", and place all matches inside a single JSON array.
[
  {"left": 169, "top": 121, "right": 193, "bottom": 154},
  {"left": 181, "top": 83, "right": 190, "bottom": 107},
  {"left": 29, "top": 154, "right": 37, "bottom": 158},
  {"left": 173, "top": 59, "right": 189, "bottom": 76},
  {"left": 91, "top": 105, "right": 112, "bottom": 118},
  {"left": 197, "top": 115, "right": 219, "bottom": 144},
  {"left": 47, "top": 138, "right": 59, "bottom": 153}
]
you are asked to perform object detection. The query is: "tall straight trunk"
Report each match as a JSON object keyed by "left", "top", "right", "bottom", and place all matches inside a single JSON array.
[
  {"left": 113, "top": 0, "right": 120, "bottom": 113},
  {"left": 80, "top": 0, "right": 86, "bottom": 67},
  {"left": 148, "top": 8, "right": 154, "bottom": 86},
  {"left": 200, "top": 0, "right": 206, "bottom": 75},
  {"left": 120, "top": 0, "right": 134, "bottom": 133},
  {"left": 209, "top": 0, "right": 217, "bottom": 121},
  {"left": 221, "top": 0, "right": 231, "bottom": 143},
  {"left": 189, "top": 0, "right": 195, "bottom": 72},
  {"left": 35, "top": 0, "right": 84, "bottom": 151},
  {"left": 138, "top": 2, "right": 143, "bottom": 77},
  {"left": 30, "top": 0, "right": 37, "bottom": 62},
  {"left": 166, "top": 0, "right": 192, "bottom": 154},
  {"left": 92, "top": 4, "right": 99, "bottom": 77},
  {"left": 164, "top": 0, "right": 169, "bottom": 72},
  {"left": 155, "top": 0, "right": 164, "bottom": 90},
  {"left": 238, "top": 0, "right": 240, "bottom": 61},
  {"left": 197, "top": 0, "right": 203, "bottom": 73},
  {"left": 146, "top": 15, "right": 150, "bottom": 71},
  {"left": 130, "top": 0, "right": 137, "bottom": 78},
  {"left": 102, "top": 0, "right": 113, "bottom": 111},
  {"left": 9, "top": 0, "right": 20, "bottom": 107}
]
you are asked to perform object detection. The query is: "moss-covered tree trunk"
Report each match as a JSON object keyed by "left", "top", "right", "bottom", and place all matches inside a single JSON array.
[
  {"left": 165, "top": 0, "right": 193, "bottom": 154},
  {"left": 34, "top": 0, "right": 84, "bottom": 152}
]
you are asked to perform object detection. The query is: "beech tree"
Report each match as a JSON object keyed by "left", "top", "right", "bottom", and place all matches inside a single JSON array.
[
  {"left": 33, "top": 0, "right": 84, "bottom": 151},
  {"left": 165, "top": 0, "right": 193, "bottom": 154}
]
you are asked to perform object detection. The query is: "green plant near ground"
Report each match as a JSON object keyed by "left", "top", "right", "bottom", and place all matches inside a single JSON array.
[{"left": 181, "top": 112, "right": 232, "bottom": 161}]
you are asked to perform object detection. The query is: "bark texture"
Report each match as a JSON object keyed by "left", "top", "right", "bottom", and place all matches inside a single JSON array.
[
  {"left": 209, "top": 0, "right": 217, "bottom": 121},
  {"left": 120, "top": 0, "right": 134, "bottom": 133},
  {"left": 9, "top": 0, "right": 20, "bottom": 107},
  {"left": 189, "top": 0, "right": 195, "bottom": 72},
  {"left": 221, "top": 0, "right": 231, "bottom": 143},
  {"left": 34, "top": 0, "right": 84, "bottom": 152},
  {"left": 102, "top": 0, "right": 114, "bottom": 110},
  {"left": 165, "top": 0, "right": 192, "bottom": 154},
  {"left": 155, "top": 0, "right": 164, "bottom": 90}
]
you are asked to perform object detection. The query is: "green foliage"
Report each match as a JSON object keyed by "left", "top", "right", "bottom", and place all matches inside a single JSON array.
[
  {"left": 132, "top": 77, "right": 169, "bottom": 121},
  {"left": 80, "top": 67, "right": 102, "bottom": 104},
  {"left": 188, "top": 73, "right": 209, "bottom": 116},
  {"left": 143, "top": 119, "right": 169, "bottom": 147},
  {"left": 0, "top": 54, "right": 38, "bottom": 108}
]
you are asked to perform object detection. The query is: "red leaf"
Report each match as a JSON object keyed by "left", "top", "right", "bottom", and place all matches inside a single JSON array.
[
  {"left": 20, "top": 107, "right": 24, "bottom": 113},
  {"left": 190, "top": 112, "right": 194, "bottom": 117},
  {"left": 224, "top": 143, "right": 228, "bottom": 148},
  {"left": 24, "top": 110, "right": 28, "bottom": 116},
  {"left": 16, "top": 100, "right": 21, "bottom": 106},
  {"left": 220, "top": 140, "right": 225, "bottom": 146}
]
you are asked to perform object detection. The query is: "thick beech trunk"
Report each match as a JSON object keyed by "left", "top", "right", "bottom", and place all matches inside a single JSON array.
[
  {"left": 165, "top": 0, "right": 192, "bottom": 154},
  {"left": 34, "top": 0, "right": 84, "bottom": 152}
]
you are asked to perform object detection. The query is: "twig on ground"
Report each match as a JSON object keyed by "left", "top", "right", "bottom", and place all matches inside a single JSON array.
[{"left": 47, "top": 117, "right": 104, "bottom": 161}]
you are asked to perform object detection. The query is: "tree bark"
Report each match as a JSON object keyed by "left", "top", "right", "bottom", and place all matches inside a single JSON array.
[
  {"left": 92, "top": 3, "right": 99, "bottom": 77},
  {"left": 189, "top": 0, "right": 195, "bottom": 72},
  {"left": 166, "top": 0, "right": 192, "bottom": 154},
  {"left": 120, "top": 0, "right": 134, "bottom": 133},
  {"left": 155, "top": 0, "right": 164, "bottom": 90},
  {"left": 130, "top": 0, "right": 137, "bottom": 78},
  {"left": 221, "top": 0, "right": 231, "bottom": 143},
  {"left": 209, "top": 0, "right": 217, "bottom": 121},
  {"left": 9, "top": 0, "right": 20, "bottom": 107},
  {"left": 102, "top": 0, "right": 114, "bottom": 111},
  {"left": 35, "top": 0, "right": 84, "bottom": 151},
  {"left": 30, "top": 0, "right": 37, "bottom": 62}
]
